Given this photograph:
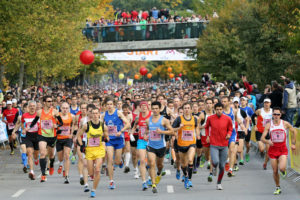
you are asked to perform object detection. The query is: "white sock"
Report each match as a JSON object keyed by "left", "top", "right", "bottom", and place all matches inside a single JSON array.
[
  {"left": 59, "top": 161, "right": 64, "bottom": 166},
  {"left": 125, "top": 152, "right": 131, "bottom": 167},
  {"left": 80, "top": 174, "right": 83, "bottom": 178},
  {"left": 30, "top": 170, "right": 34, "bottom": 174}
]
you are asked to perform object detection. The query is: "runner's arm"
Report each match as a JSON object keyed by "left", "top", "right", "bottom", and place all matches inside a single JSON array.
[
  {"left": 12, "top": 116, "right": 22, "bottom": 134},
  {"left": 261, "top": 123, "right": 271, "bottom": 145},
  {"left": 76, "top": 124, "right": 87, "bottom": 146},
  {"left": 118, "top": 110, "right": 130, "bottom": 132},
  {"left": 159, "top": 118, "right": 174, "bottom": 135}
]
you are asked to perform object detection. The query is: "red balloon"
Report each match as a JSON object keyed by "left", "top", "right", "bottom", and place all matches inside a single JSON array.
[
  {"left": 139, "top": 67, "right": 148, "bottom": 76},
  {"left": 80, "top": 50, "right": 95, "bottom": 65},
  {"left": 179, "top": 73, "right": 182, "bottom": 77},
  {"left": 175, "top": 77, "right": 179, "bottom": 81}
]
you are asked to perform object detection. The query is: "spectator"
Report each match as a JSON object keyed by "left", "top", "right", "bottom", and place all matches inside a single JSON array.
[
  {"left": 141, "top": 10, "right": 149, "bottom": 20},
  {"left": 151, "top": 7, "right": 159, "bottom": 19},
  {"left": 131, "top": 10, "right": 138, "bottom": 20},
  {"left": 268, "top": 81, "right": 283, "bottom": 108},
  {"left": 296, "top": 86, "right": 300, "bottom": 127},
  {"left": 282, "top": 76, "right": 297, "bottom": 125}
]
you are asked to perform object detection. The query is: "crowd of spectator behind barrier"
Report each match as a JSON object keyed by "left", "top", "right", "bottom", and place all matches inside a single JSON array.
[{"left": 86, "top": 7, "right": 219, "bottom": 27}]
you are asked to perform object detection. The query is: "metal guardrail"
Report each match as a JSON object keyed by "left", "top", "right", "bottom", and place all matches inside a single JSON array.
[{"left": 82, "top": 21, "right": 208, "bottom": 43}]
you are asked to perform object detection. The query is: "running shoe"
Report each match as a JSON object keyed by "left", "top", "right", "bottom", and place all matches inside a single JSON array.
[
  {"left": 152, "top": 184, "right": 158, "bottom": 193},
  {"left": 161, "top": 170, "right": 166, "bottom": 176},
  {"left": 193, "top": 168, "right": 197, "bottom": 174},
  {"left": 90, "top": 191, "right": 96, "bottom": 198},
  {"left": 227, "top": 170, "right": 235, "bottom": 177},
  {"left": 207, "top": 162, "right": 211, "bottom": 170},
  {"left": 245, "top": 153, "right": 250, "bottom": 162},
  {"left": 147, "top": 178, "right": 152, "bottom": 186},
  {"left": 124, "top": 166, "right": 130, "bottom": 173},
  {"left": 233, "top": 165, "right": 239, "bottom": 171},
  {"left": 134, "top": 171, "right": 139, "bottom": 179},
  {"left": 49, "top": 167, "right": 54, "bottom": 175},
  {"left": 80, "top": 177, "right": 84, "bottom": 185},
  {"left": 181, "top": 175, "right": 185, "bottom": 182},
  {"left": 155, "top": 174, "right": 162, "bottom": 185},
  {"left": 239, "top": 160, "right": 244, "bottom": 165},
  {"left": 208, "top": 174, "right": 213, "bottom": 182},
  {"left": 40, "top": 175, "right": 47, "bottom": 182},
  {"left": 45, "top": 168, "right": 49, "bottom": 176},
  {"left": 57, "top": 166, "right": 63, "bottom": 174},
  {"left": 119, "top": 162, "right": 124, "bottom": 169},
  {"left": 263, "top": 163, "right": 267, "bottom": 170},
  {"left": 34, "top": 159, "right": 39, "bottom": 166},
  {"left": 176, "top": 170, "right": 180, "bottom": 180},
  {"left": 28, "top": 172, "right": 35, "bottom": 180},
  {"left": 64, "top": 176, "right": 70, "bottom": 184},
  {"left": 142, "top": 182, "right": 148, "bottom": 191},
  {"left": 280, "top": 171, "right": 287, "bottom": 179},
  {"left": 89, "top": 175, "right": 94, "bottom": 181},
  {"left": 200, "top": 157, "right": 206, "bottom": 168},
  {"left": 10, "top": 150, "right": 14, "bottom": 155},
  {"left": 23, "top": 166, "right": 28, "bottom": 173},
  {"left": 188, "top": 180, "right": 193, "bottom": 187},
  {"left": 165, "top": 153, "right": 170, "bottom": 159},
  {"left": 225, "top": 162, "right": 230, "bottom": 172},
  {"left": 101, "top": 166, "right": 105, "bottom": 174},
  {"left": 217, "top": 184, "right": 223, "bottom": 190},
  {"left": 109, "top": 181, "right": 116, "bottom": 190},
  {"left": 71, "top": 156, "right": 76, "bottom": 165},
  {"left": 14, "top": 140, "right": 17, "bottom": 148},
  {"left": 273, "top": 187, "right": 281, "bottom": 195},
  {"left": 184, "top": 176, "right": 189, "bottom": 189},
  {"left": 84, "top": 185, "right": 90, "bottom": 192}
]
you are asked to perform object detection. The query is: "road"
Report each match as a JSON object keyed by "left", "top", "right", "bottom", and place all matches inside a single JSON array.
[{"left": 0, "top": 147, "right": 300, "bottom": 200}]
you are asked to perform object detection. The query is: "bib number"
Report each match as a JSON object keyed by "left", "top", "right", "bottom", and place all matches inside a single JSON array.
[
  {"left": 8, "top": 123, "right": 15, "bottom": 130},
  {"left": 60, "top": 126, "right": 71, "bottom": 136},
  {"left": 41, "top": 120, "right": 53, "bottom": 129},
  {"left": 27, "top": 122, "right": 38, "bottom": 132},
  {"left": 271, "top": 130, "right": 285, "bottom": 143},
  {"left": 88, "top": 137, "right": 100, "bottom": 147},
  {"left": 108, "top": 126, "right": 117, "bottom": 136},
  {"left": 182, "top": 130, "right": 194, "bottom": 141},
  {"left": 140, "top": 126, "right": 146, "bottom": 138},
  {"left": 150, "top": 130, "right": 160, "bottom": 141}
]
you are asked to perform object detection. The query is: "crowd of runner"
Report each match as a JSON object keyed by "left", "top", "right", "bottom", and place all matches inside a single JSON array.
[{"left": 0, "top": 75, "right": 299, "bottom": 198}]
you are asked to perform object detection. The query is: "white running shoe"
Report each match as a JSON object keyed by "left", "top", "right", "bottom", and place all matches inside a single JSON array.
[{"left": 217, "top": 184, "right": 223, "bottom": 190}]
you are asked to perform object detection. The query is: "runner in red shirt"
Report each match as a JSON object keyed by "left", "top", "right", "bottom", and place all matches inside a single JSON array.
[
  {"left": 261, "top": 107, "right": 297, "bottom": 195},
  {"left": 2, "top": 100, "right": 19, "bottom": 155}
]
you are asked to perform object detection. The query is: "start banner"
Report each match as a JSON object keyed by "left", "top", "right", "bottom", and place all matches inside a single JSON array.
[{"left": 101, "top": 50, "right": 195, "bottom": 61}]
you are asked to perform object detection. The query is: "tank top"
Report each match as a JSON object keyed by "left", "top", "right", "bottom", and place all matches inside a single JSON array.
[
  {"left": 148, "top": 116, "right": 165, "bottom": 149},
  {"left": 200, "top": 111, "right": 213, "bottom": 136},
  {"left": 57, "top": 113, "right": 72, "bottom": 140},
  {"left": 237, "top": 109, "right": 247, "bottom": 132},
  {"left": 160, "top": 106, "right": 171, "bottom": 120},
  {"left": 39, "top": 108, "right": 56, "bottom": 138},
  {"left": 138, "top": 111, "right": 152, "bottom": 140},
  {"left": 223, "top": 108, "right": 235, "bottom": 130},
  {"left": 70, "top": 105, "right": 80, "bottom": 115},
  {"left": 78, "top": 115, "right": 88, "bottom": 142},
  {"left": 269, "top": 120, "right": 286, "bottom": 148},
  {"left": 257, "top": 108, "right": 273, "bottom": 133},
  {"left": 178, "top": 115, "right": 196, "bottom": 147},
  {"left": 104, "top": 109, "right": 124, "bottom": 140},
  {"left": 86, "top": 121, "right": 103, "bottom": 148}
]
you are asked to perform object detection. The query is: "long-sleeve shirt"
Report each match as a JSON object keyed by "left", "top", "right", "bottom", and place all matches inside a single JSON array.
[{"left": 205, "top": 114, "right": 233, "bottom": 147}]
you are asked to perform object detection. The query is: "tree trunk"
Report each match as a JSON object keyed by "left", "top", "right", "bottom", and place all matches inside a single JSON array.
[
  {"left": 18, "top": 62, "right": 24, "bottom": 99},
  {"left": 0, "top": 65, "right": 4, "bottom": 89}
]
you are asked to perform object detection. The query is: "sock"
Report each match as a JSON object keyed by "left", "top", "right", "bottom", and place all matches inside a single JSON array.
[
  {"left": 181, "top": 166, "right": 187, "bottom": 176},
  {"left": 110, "top": 180, "right": 114, "bottom": 183},
  {"left": 59, "top": 161, "right": 64, "bottom": 166},
  {"left": 50, "top": 158, "right": 55, "bottom": 168},
  {"left": 229, "top": 168, "right": 232, "bottom": 171},
  {"left": 21, "top": 153, "right": 27, "bottom": 167},
  {"left": 197, "top": 156, "right": 201, "bottom": 164},
  {"left": 188, "top": 164, "right": 193, "bottom": 179},
  {"left": 40, "top": 158, "right": 47, "bottom": 175},
  {"left": 193, "top": 157, "right": 197, "bottom": 168},
  {"left": 125, "top": 152, "right": 131, "bottom": 167},
  {"left": 84, "top": 183, "right": 88, "bottom": 187},
  {"left": 80, "top": 174, "right": 83, "bottom": 178},
  {"left": 217, "top": 169, "right": 224, "bottom": 184},
  {"left": 30, "top": 170, "right": 34, "bottom": 174},
  {"left": 9, "top": 142, "right": 13, "bottom": 151}
]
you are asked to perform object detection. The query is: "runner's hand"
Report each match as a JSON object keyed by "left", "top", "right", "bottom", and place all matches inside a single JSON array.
[
  {"left": 206, "top": 136, "right": 210, "bottom": 143},
  {"left": 225, "top": 134, "right": 230, "bottom": 140},
  {"left": 115, "top": 131, "right": 122, "bottom": 137},
  {"left": 156, "top": 128, "right": 162, "bottom": 134},
  {"left": 291, "top": 144, "right": 296, "bottom": 151},
  {"left": 268, "top": 140, "right": 273, "bottom": 146}
]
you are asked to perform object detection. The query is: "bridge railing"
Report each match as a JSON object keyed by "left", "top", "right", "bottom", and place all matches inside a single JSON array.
[{"left": 82, "top": 21, "right": 208, "bottom": 43}]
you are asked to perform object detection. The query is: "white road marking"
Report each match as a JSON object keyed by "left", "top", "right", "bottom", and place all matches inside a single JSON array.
[
  {"left": 166, "top": 169, "right": 171, "bottom": 175},
  {"left": 12, "top": 189, "right": 26, "bottom": 198},
  {"left": 167, "top": 185, "right": 174, "bottom": 193}
]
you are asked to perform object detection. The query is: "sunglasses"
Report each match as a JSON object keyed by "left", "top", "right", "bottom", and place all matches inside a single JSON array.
[
  {"left": 46, "top": 101, "right": 52, "bottom": 102},
  {"left": 273, "top": 113, "right": 280, "bottom": 116}
]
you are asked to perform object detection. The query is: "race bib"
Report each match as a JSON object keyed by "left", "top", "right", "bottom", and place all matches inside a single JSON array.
[
  {"left": 27, "top": 122, "right": 38, "bottom": 132},
  {"left": 263, "top": 118, "right": 271, "bottom": 127},
  {"left": 8, "top": 123, "right": 15, "bottom": 130},
  {"left": 41, "top": 120, "right": 53, "bottom": 129},
  {"left": 140, "top": 126, "right": 146, "bottom": 137},
  {"left": 182, "top": 130, "right": 194, "bottom": 141},
  {"left": 88, "top": 137, "right": 100, "bottom": 147},
  {"left": 108, "top": 125, "right": 117, "bottom": 136},
  {"left": 60, "top": 126, "right": 71, "bottom": 136},
  {"left": 150, "top": 130, "right": 160, "bottom": 141},
  {"left": 271, "top": 130, "right": 285, "bottom": 143}
]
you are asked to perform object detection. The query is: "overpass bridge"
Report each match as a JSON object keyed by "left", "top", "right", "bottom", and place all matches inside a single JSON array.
[{"left": 82, "top": 21, "right": 207, "bottom": 53}]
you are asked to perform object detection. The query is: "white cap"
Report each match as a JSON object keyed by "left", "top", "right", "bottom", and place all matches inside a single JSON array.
[
  {"left": 233, "top": 97, "right": 240, "bottom": 103},
  {"left": 241, "top": 96, "right": 248, "bottom": 101},
  {"left": 12, "top": 99, "right": 17, "bottom": 103},
  {"left": 6, "top": 101, "right": 12, "bottom": 105},
  {"left": 264, "top": 98, "right": 271, "bottom": 103}
]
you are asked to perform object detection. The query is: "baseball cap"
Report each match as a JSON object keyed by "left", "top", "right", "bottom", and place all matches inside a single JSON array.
[
  {"left": 264, "top": 98, "right": 271, "bottom": 103},
  {"left": 241, "top": 96, "right": 248, "bottom": 101},
  {"left": 233, "top": 97, "right": 240, "bottom": 103},
  {"left": 7, "top": 100, "right": 12, "bottom": 105},
  {"left": 12, "top": 99, "right": 17, "bottom": 103}
]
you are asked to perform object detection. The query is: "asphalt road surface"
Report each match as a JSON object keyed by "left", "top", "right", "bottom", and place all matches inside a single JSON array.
[{"left": 1, "top": 147, "right": 300, "bottom": 200}]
